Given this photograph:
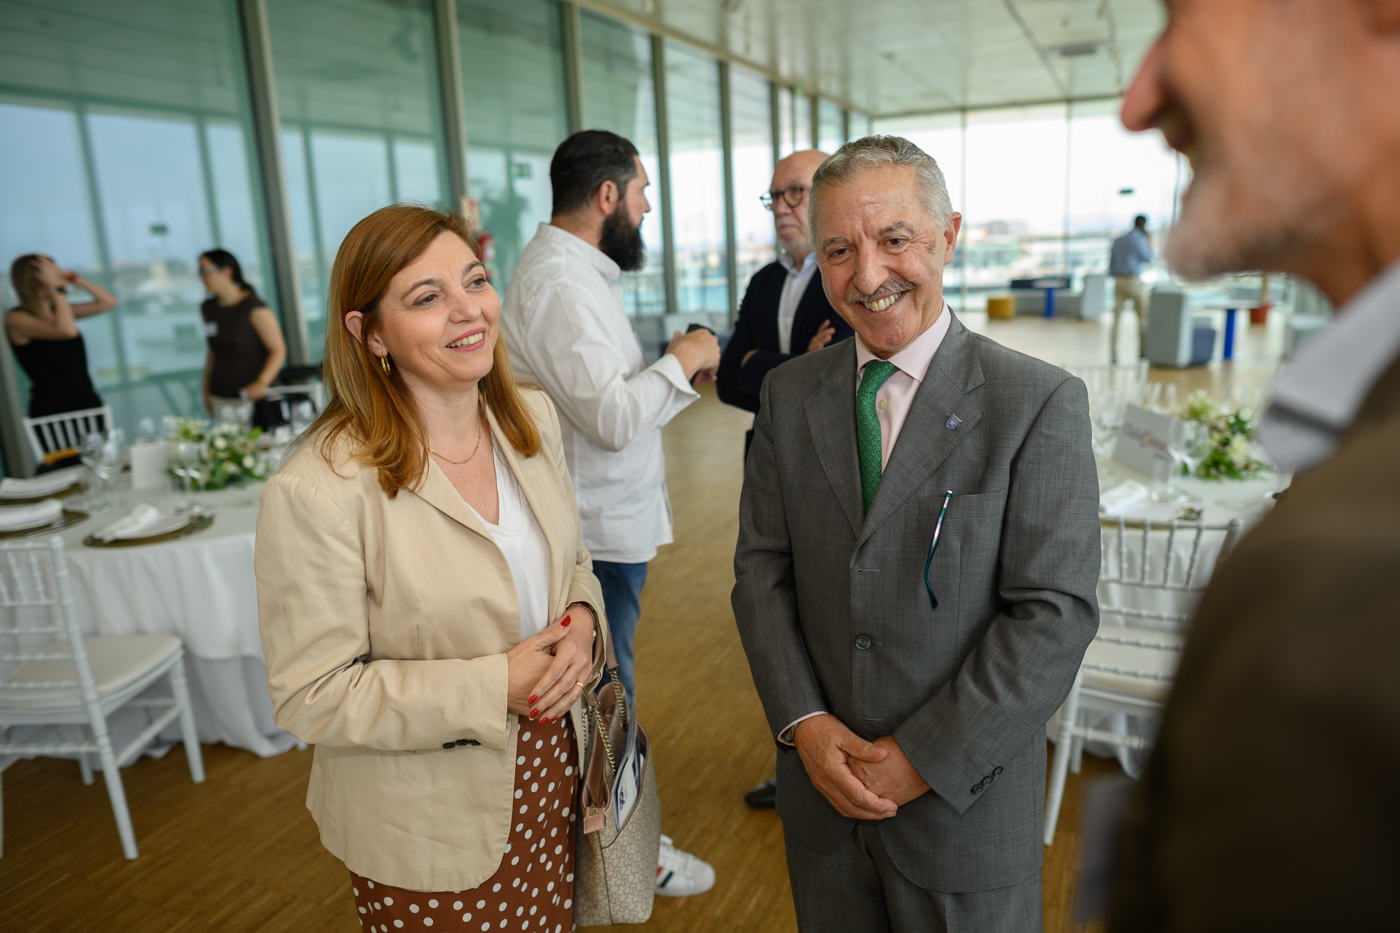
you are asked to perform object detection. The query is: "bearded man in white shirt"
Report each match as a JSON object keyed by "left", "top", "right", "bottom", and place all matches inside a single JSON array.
[{"left": 501, "top": 129, "right": 720, "bottom": 898}]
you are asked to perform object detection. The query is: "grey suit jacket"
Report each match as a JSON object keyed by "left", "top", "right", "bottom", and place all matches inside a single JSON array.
[{"left": 732, "top": 312, "right": 1100, "bottom": 893}]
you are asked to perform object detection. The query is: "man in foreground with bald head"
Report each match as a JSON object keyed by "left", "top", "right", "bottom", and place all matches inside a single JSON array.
[
  {"left": 1108, "top": 3, "right": 1400, "bottom": 929},
  {"left": 732, "top": 135, "right": 1100, "bottom": 931}
]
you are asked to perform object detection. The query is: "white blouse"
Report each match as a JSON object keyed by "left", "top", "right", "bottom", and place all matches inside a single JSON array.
[{"left": 466, "top": 441, "right": 553, "bottom": 640}]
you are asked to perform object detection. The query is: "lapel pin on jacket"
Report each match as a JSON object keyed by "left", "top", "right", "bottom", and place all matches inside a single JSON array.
[{"left": 946, "top": 414, "right": 962, "bottom": 430}]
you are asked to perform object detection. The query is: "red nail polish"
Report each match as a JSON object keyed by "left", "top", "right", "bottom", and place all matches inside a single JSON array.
[
  {"left": 530, "top": 708, "right": 539, "bottom": 718},
  {"left": 561, "top": 614, "right": 572, "bottom": 627},
  {"left": 528, "top": 695, "right": 537, "bottom": 704}
]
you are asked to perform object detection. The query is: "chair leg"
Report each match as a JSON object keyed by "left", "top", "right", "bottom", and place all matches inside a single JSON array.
[
  {"left": 89, "top": 709, "right": 138, "bottom": 859},
  {"left": 167, "top": 654, "right": 205, "bottom": 784},
  {"left": 78, "top": 752, "right": 94, "bottom": 786},
  {"left": 1070, "top": 733, "right": 1085, "bottom": 776},
  {"left": 1044, "top": 672, "right": 1084, "bottom": 846},
  {"left": 1, "top": 768, "right": 5, "bottom": 859}
]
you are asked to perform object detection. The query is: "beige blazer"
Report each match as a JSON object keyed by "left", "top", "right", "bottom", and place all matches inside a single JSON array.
[{"left": 255, "top": 387, "right": 608, "bottom": 892}]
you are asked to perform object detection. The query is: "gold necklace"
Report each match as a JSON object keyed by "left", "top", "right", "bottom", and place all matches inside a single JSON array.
[{"left": 426, "top": 415, "right": 485, "bottom": 465}]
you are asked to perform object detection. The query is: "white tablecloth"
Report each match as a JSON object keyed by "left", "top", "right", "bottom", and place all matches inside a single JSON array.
[
  {"left": 1058, "top": 461, "right": 1290, "bottom": 777},
  {"left": 6, "top": 484, "right": 293, "bottom": 758}
]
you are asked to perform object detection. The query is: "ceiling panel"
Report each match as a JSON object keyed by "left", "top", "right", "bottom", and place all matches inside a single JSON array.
[{"left": 582, "top": 0, "right": 1165, "bottom": 116}]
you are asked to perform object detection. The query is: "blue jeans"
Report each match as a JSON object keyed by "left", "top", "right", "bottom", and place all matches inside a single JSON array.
[{"left": 590, "top": 560, "right": 647, "bottom": 702}]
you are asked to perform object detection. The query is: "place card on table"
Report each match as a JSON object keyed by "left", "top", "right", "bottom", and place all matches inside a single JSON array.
[{"left": 1112, "top": 404, "right": 1187, "bottom": 478}]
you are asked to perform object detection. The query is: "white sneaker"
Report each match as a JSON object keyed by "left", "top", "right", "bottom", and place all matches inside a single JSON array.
[{"left": 655, "top": 834, "right": 715, "bottom": 897}]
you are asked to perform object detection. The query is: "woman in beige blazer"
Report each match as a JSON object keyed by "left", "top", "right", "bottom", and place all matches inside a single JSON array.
[{"left": 255, "top": 205, "right": 608, "bottom": 928}]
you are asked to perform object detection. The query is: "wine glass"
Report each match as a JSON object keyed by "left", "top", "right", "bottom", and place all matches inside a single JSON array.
[
  {"left": 1152, "top": 421, "right": 1206, "bottom": 503},
  {"left": 79, "top": 431, "right": 117, "bottom": 510},
  {"left": 100, "top": 429, "right": 127, "bottom": 510}
]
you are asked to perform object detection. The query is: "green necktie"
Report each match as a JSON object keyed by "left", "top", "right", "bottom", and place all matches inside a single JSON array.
[{"left": 857, "top": 360, "right": 898, "bottom": 513}]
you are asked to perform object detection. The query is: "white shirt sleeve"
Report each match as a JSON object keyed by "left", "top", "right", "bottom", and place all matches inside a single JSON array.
[{"left": 523, "top": 283, "right": 699, "bottom": 453}]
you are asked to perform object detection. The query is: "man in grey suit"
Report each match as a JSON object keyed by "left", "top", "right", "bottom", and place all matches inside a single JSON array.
[{"left": 732, "top": 135, "right": 1100, "bottom": 932}]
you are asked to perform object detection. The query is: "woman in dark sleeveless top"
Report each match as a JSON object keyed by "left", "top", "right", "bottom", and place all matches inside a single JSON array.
[
  {"left": 5, "top": 253, "right": 118, "bottom": 417},
  {"left": 198, "top": 249, "right": 286, "bottom": 415}
]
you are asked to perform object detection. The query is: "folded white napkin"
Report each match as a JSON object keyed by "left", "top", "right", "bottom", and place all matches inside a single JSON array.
[
  {"left": 0, "top": 498, "right": 64, "bottom": 531},
  {"left": 1100, "top": 480, "right": 1150, "bottom": 517},
  {"left": 95, "top": 504, "right": 162, "bottom": 542},
  {"left": 0, "top": 467, "right": 84, "bottom": 498}
]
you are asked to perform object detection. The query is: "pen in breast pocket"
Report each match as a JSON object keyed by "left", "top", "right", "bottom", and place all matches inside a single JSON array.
[{"left": 925, "top": 490, "right": 953, "bottom": 611}]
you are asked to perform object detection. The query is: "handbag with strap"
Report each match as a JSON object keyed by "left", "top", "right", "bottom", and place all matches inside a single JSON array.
[{"left": 573, "top": 643, "right": 661, "bottom": 926}]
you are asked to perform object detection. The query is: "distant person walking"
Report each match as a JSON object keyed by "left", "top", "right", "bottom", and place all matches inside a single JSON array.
[
  {"left": 5, "top": 253, "right": 117, "bottom": 418},
  {"left": 1109, "top": 215, "right": 1153, "bottom": 363}
]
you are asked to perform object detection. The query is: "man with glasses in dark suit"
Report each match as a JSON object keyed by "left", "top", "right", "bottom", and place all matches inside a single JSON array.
[
  {"left": 719, "top": 149, "right": 855, "bottom": 811},
  {"left": 719, "top": 150, "right": 855, "bottom": 458}
]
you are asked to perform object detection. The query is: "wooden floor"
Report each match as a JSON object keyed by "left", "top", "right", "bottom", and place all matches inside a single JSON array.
[{"left": 0, "top": 312, "right": 1284, "bottom": 931}]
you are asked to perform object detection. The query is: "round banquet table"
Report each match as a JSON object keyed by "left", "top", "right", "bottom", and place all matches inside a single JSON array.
[
  {"left": 41, "top": 484, "right": 293, "bottom": 758},
  {"left": 1057, "top": 458, "right": 1292, "bottom": 777}
]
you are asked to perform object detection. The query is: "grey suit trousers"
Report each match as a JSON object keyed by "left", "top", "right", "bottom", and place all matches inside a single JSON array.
[{"left": 785, "top": 821, "right": 1042, "bottom": 933}]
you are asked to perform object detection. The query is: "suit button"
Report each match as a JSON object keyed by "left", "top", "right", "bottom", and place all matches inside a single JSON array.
[
  {"left": 982, "top": 776, "right": 993, "bottom": 786},
  {"left": 467, "top": 739, "right": 480, "bottom": 746},
  {"left": 442, "top": 742, "right": 455, "bottom": 750},
  {"left": 971, "top": 784, "right": 984, "bottom": 795},
  {"left": 455, "top": 739, "right": 469, "bottom": 746},
  {"left": 993, "top": 766, "right": 1003, "bottom": 776},
  {"left": 855, "top": 635, "right": 872, "bottom": 650}
]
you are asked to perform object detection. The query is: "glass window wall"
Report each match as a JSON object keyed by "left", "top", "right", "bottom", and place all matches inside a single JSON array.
[
  {"left": 776, "top": 86, "right": 795, "bottom": 158},
  {"left": 876, "top": 103, "right": 1182, "bottom": 313},
  {"left": 794, "top": 90, "right": 813, "bottom": 150},
  {"left": 817, "top": 98, "right": 844, "bottom": 153},
  {"left": 268, "top": 0, "right": 448, "bottom": 357},
  {"left": 664, "top": 41, "right": 727, "bottom": 315},
  {"left": 0, "top": 0, "right": 271, "bottom": 436},
  {"left": 458, "top": 0, "right": 569, "bottom": 294},
  {"left": 729, "top": 66, "right": 776, "bottom": 293},
  {"left": 580, "top": 12, "right": 665, "bottom": 316}
]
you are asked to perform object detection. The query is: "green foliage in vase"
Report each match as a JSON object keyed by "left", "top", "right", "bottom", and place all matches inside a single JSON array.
[
  {"left": 166, "top": 418, "right": 270, "bottom": 490},
  {"left": 1179, "top": 391, "right": 1268, "bottom": 481}
]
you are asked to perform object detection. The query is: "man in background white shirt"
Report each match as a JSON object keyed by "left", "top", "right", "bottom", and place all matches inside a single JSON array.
[{"left": 501, "top": 129, "right": 719, "bottom": 898}]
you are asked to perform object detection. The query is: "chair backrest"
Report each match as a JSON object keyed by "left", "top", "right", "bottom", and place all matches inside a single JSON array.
[
  {"left": 1100, "top": 516, "right": 1245, "bottom": 631},
  {"left": 21, "top": 406, "right": 112, "bottom": 465},
  {"left": 0, "top": 537, "right": 99, "bottom": 706},
  {"left": 264, "top": 382, "right": 324, "bottom": 412}
]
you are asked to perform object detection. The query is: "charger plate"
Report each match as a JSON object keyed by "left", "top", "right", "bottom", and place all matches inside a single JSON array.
[
  {"left": 0, "top": 509, "right": 90, "bottom": 539},
  {"left": 84, "top": 513, "right": 214, "bottom": 548}
]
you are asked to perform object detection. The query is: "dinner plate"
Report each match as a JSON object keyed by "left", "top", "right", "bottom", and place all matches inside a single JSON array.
[
  {"left": 0, "top": 510, "right": 89, "bottom": 539},
  {"left": 112, "top": 514, "right": 191, "bottom": 540},
  {"left": 84, "top": 513, "right": 214, "bottom": 548},
  {"left": 0, "top": 510, "right": 66, "bottom": 532}
]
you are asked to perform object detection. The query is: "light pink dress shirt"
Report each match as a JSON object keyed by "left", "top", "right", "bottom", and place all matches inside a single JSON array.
[
  {"left": 854, "top": 303, "right": 953, "bottom": 470},
  {"left": 781, "top": 303, "right": 954, "bottom": 745}
]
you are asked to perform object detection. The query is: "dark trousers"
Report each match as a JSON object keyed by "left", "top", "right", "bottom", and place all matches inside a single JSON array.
[
  {"left": 590, "top": 559, "right": 647, "bottom": 701},
  {"left": 784, "top": 821, "right": 1042, "bottom": 933}
]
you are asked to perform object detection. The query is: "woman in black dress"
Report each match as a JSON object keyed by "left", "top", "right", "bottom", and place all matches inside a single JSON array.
[
  {"left": 5, "top": 253, "right": 118, "bottom": 417},
  {"left": 198, "top": 249, "right": 286, "bottom": 417}
]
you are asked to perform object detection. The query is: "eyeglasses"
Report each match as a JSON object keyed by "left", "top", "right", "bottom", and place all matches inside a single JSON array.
[{"left": 760, "top": 185, "right": 810, "bottom": 211}]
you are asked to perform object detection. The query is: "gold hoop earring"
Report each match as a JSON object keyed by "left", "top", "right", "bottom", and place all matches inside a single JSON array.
[{"left": 380, "top": 354, "right": 391, "bottom": 376}]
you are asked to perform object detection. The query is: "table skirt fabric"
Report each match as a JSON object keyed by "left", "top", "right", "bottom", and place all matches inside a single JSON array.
[{"left": 1, "top": 487, "right": 294, "bottom": 757}]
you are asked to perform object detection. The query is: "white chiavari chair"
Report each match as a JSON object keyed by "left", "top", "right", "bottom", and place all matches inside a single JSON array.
[
  {"left": 20, "top": 406, "right": 112, "bottom": 469},
  {"left": 1043, "top": 516, "right": 1244, "bottom": 845},
  {"left": 0, "top": 536, "right": 204, "bottom": 859}
]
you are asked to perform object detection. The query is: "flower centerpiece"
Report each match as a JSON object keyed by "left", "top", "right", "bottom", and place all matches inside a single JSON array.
[
  {"left": 167, "top": 417, "right": 271, "bottom": 490},
  {"left": 1178, "top": 391, "right": 1268, "bottom": 481}
]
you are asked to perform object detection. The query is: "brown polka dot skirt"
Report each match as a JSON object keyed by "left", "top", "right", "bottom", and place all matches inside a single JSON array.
[{"left": 352, "top": 714, "right": 578, "bottom": 932}]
